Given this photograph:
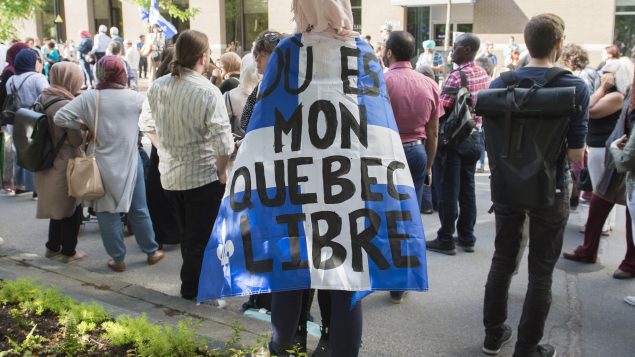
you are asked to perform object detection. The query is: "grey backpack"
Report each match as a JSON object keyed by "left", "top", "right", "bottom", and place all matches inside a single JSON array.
[{"left": 2, "top": 73, "right": 35, "bottom": 125}]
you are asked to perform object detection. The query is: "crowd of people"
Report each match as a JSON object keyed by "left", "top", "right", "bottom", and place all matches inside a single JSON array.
[{"left": 1, "top": 1, "right": 634, "bottom": 356}]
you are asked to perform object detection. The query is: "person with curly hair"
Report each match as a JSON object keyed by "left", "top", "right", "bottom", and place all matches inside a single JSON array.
[{"left": 561, "top": 43, "right": 600, "bottom": 93}]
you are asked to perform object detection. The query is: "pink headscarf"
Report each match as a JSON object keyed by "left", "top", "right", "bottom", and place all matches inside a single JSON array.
[
  {"left": 79, "top": 30, "right": 91, "bottom": 39},
  {"left": 292, "top": 0, "right": 359, "bottom": 40}
]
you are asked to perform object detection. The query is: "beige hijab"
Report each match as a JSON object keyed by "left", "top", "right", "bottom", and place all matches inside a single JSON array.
[{"left": 292, "top": 0, "right": 359, "bottom": 39}]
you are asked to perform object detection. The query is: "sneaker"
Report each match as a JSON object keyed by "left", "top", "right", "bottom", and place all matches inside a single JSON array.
[
  {"left": 45, "top": 248, "right": 62, "bottom": 258},
  {"left": 426, "top": 238, "right": 456, "bottom": 255},
  {"left": 14, "top": 189, "right": 32, "bottom": 196},
  {"left": 147, "top": 250, "right": 165, "bottom": 265},
  {"left": 535, "top": 344, "right": 556, "bottom": 357},
  {"left": 390, "top": 291, "right": 407, "bottom": 304},
  {"left": 454, "top": 238, "right": 475, "bottom": 253},
  {"left": 32, "top": 192, "right": 38, "bottom": 201},
  {"left": 0, "top": 188, "right": 15, "bottom": 196},
  {"left": 312, "top": 327, "right": 329, "bottom": 357},
  {"left": 64, "top": 250, "right": 87, "bottom": 263},
  {"left": 107, "top": 259, "right": 126, "bottom": 272},
  {"left": 624, "top": 296, "right": 635, "bottom": 306},
  {"left": 482, "top": 324, "right": 513, "bottom": 355}
]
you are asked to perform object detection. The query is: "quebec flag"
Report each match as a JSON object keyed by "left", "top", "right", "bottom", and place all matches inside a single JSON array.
[{"left": 198, "top": 33, "right": 428, "bottom": 302}]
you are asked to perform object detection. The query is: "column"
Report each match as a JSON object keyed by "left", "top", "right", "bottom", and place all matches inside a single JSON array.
[
  {"left": 63, "top": 0, "right": 95, "bottom": 44},
  {"left": 121, "top": 0, "right": 148, "bottom": 43},
  {"left": 189, "top": 0, "right": 225, "bottom": 59}
]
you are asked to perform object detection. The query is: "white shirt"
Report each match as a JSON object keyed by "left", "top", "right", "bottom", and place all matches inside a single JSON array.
[
  {"left": 0, "top": 43, "right": 8, "bottom": 73},
  {"left": 125, "top": 46, "right": 140, "bottom": 70},
  {"left": 93, "top": 33, "right": 111, "bottom": 53},
  {"left": 142, "top": 69, "right": 233, "bottom": 191}
]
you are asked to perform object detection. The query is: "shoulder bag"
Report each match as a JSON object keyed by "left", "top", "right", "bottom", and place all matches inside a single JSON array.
[{"left": 66, "top": 91, "right": 105, "bottom": 200}]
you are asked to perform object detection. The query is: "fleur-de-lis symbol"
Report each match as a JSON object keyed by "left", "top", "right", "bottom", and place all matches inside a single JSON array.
[{"left": 217, "top": 240, "right": 235, "bottom": 266}]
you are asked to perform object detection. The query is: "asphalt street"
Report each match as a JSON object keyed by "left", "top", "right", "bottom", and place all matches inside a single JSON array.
[{"left": 0, "top": 173, "right": 633, "bottom": 356}]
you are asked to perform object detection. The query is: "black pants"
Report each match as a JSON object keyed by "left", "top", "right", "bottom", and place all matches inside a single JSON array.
[
  {"left": 270, "top": 290, "right": 361, "bottom": 357},
  {"left": 138, "top": 57, "right": 148, "bottom": 79},
  {"left": 146, "top": 146, "right": 182, "bottom": 245},
  {"left": 483, "top": 189, "right": 569, "bottom": 355},
  {"left": 45, "top": 206, "right": 82, "bottom": 256},
  {"left": 165, "top": 181, "right": 225, "bottom": 299}
]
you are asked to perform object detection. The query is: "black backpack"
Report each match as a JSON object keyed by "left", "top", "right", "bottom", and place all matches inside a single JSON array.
[
  {"left": 439, "top": 71, "right": 477, "bottom": 148},
  {"left": 475, "top": 67, "right": 578, "bottom": 209},
  {"left": 1, "top": 73, "right": 36, "bottom": 125},
  {"left": 13, "top": 96, "right": 67, "bottom": 172}
]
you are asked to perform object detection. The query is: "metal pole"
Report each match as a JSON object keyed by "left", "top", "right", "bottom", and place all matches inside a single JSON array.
[
  {"left": 53, "top": 0, "right": 62, "bottom": 43},
  {"left": 444, "top": 0, "right": 452, "bottom": 52}
]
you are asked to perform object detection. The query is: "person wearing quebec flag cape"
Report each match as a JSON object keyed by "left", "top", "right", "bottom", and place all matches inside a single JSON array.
[{"left": 198, "top": 0, "right": 428, "bottom": 354}]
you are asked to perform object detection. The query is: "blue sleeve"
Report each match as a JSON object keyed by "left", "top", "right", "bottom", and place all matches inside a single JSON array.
[{"left": 567, "top": 81, "right": 589, "bottom": 149}]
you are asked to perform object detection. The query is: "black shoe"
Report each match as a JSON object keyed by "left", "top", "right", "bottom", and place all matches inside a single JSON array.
[
  {"left": 292, "top": 324, "right": 307, "bottom": 354},
  {"left": 454, "top": 238, "right": 475, "bottom": 253},
  {"left": 513, "top": 344, "right": 556, "bottom": 357},
  {"left": 390, "top": 291, "right": 407, "bottom": 304},
  {"left": 483, "top": 324, "right": 512, "bottom": 355},
  {"left": 426, "top": 238, "right": 456, "bottom": 255},
  {"left": 312, "top": 327, "right": 329, "bottom": 357},
  {"left": 536, "top": 344, "right": 556, "bottom": 357}
]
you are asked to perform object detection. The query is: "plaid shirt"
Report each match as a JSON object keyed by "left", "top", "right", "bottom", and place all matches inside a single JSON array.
[{"left": 440, "top": 61, "right": 490, "bottom": 125}]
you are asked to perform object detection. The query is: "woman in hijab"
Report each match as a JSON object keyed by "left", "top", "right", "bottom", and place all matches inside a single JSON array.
[
  {"left": 224, "top": 53, "right": 258, "bottom": 136},
  {"left": 0, "top": 42, "right": 29, "bottom": 194},
  {"left": 36, "top": 62, "right": 86, "bottom": 262},
  {"left": 5, "top": 48, "right": 49, "bottom": 197},
  {"left": 55, "top": 56, "right": 164, "bottom": 272}
]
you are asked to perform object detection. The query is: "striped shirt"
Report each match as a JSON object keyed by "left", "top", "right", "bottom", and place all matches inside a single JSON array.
[{"left": 142, "top": 68, "right": 233, "bottom": 191}]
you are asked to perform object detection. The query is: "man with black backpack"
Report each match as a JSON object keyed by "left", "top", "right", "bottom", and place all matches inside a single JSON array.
[
  {"left": 427, "top": 33, "right": 490, "bottom": 255},
  {"left": 479, "top": 14, "right": 588, "bottom": 357}
]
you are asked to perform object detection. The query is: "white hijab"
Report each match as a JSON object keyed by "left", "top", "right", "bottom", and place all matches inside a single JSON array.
[{"left": 292, "top": 0, "right": 359, "bottom": 40}]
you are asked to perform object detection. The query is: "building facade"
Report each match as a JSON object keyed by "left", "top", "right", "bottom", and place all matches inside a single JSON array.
[{"left": 12, "top": 0, "right": 632, "bottom": 66}]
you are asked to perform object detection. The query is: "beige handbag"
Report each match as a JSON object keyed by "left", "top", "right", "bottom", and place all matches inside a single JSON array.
[{"left": 66, "top": 91, "right": 105, "bottom": 200}]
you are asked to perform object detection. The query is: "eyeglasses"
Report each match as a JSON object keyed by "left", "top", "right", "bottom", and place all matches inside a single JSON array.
[{"left": 263, "top": 32, "right": 280, "bottom": 43}]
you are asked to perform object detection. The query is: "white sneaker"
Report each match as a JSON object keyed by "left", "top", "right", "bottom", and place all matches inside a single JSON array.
[
  {"left": 0, "top": 189, "right": 15, "bottom": 196},
  {"left": 625, "top": 296, "right": 635, "bottom": 306}
]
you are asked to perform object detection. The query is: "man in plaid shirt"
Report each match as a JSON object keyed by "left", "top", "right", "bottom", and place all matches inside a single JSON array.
[{"left": 427, "top": 33, "right": 490, "bottom": 255}]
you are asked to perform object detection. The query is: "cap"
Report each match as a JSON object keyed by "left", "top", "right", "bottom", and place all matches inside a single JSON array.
[{"left": 423, "top": 40, "right": 436, "bottom": 50}]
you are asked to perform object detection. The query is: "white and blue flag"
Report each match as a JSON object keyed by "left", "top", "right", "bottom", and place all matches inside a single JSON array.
[
  {"left": 198, "top": 33, "right": 428, "bottom": 302},
  {"left": 149, "top": 0, "right": 178, "bottom": 39}
]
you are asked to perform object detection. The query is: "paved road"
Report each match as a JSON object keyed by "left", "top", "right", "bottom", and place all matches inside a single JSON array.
[{"left": 0, "top": 173, "right": 633, "bottom": 356}]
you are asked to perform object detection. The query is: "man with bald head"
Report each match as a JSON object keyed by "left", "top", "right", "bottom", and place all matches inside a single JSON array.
[
  {"left": 384, "top": 30, "right": 443, "bottom": 302},
  {"left": 427, "top": 33, "right": 490, "bottom": 255}
]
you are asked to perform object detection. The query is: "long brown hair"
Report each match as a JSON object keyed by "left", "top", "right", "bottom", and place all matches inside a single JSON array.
[
  {"left": 155, "top": 46, "right": 175, "bottom": 80},
  {"left": 170, "top": 30, "right": 209, "bottom": 79}
]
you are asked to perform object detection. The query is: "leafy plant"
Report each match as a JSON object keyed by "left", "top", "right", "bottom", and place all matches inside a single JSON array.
[
  {"left": 102, "top": 313, "right": 208, "bottom": 356},
  {"left": 0, "top": 324, "right": 47, "bottom": 356},
  {"left": 0, "top": 0, "right": 46, "bottom": 41},
  {"left": 123, "top": 0, "right": 199, "bottom": 22}
]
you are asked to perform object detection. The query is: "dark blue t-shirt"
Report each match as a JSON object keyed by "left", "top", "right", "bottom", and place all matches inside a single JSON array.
[{"left": 489, "top": 67, "right": 589, "bottom": 188}]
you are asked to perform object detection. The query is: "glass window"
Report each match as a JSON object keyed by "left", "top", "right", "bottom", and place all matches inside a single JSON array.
[
  {"left": 225, "top": 0, "right": 268, "bottom": 52},
  {"left": 243, "top": 0, "right": 268, "bottom": 50},
  {"left": 93, "top": 0, "right": 122, "bottom": 37},
  {"left": 351, "top": 0, "right": 362, "bottom": 33},
  {"left": 616, "top": 0, "right": 635, "bottom": 56},
  {"left": 407, "top": 6, "right": 430, "bottom": 57}
]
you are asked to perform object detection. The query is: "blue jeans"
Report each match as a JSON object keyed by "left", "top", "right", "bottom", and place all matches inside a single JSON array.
[
  {"left": 436, "top": 131, "right": 482, "bottom": 246},
  {"left": 13, "top": 152, "right": 34, "bottom": 191},
  {"left": 404, "top": 142, "right": 427, "bottom": 208},
  {"left": 483, "top": 189, "right": 569, "bottom": 355},
  {"left": 478, "top": 128, "right": 486, "bottom": 168},
  {"left": 96, "top": 156, "right": 158, "bottom": 263},
  {"left": 79, "top": 58, "right": 93, "bottom": 86}
]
